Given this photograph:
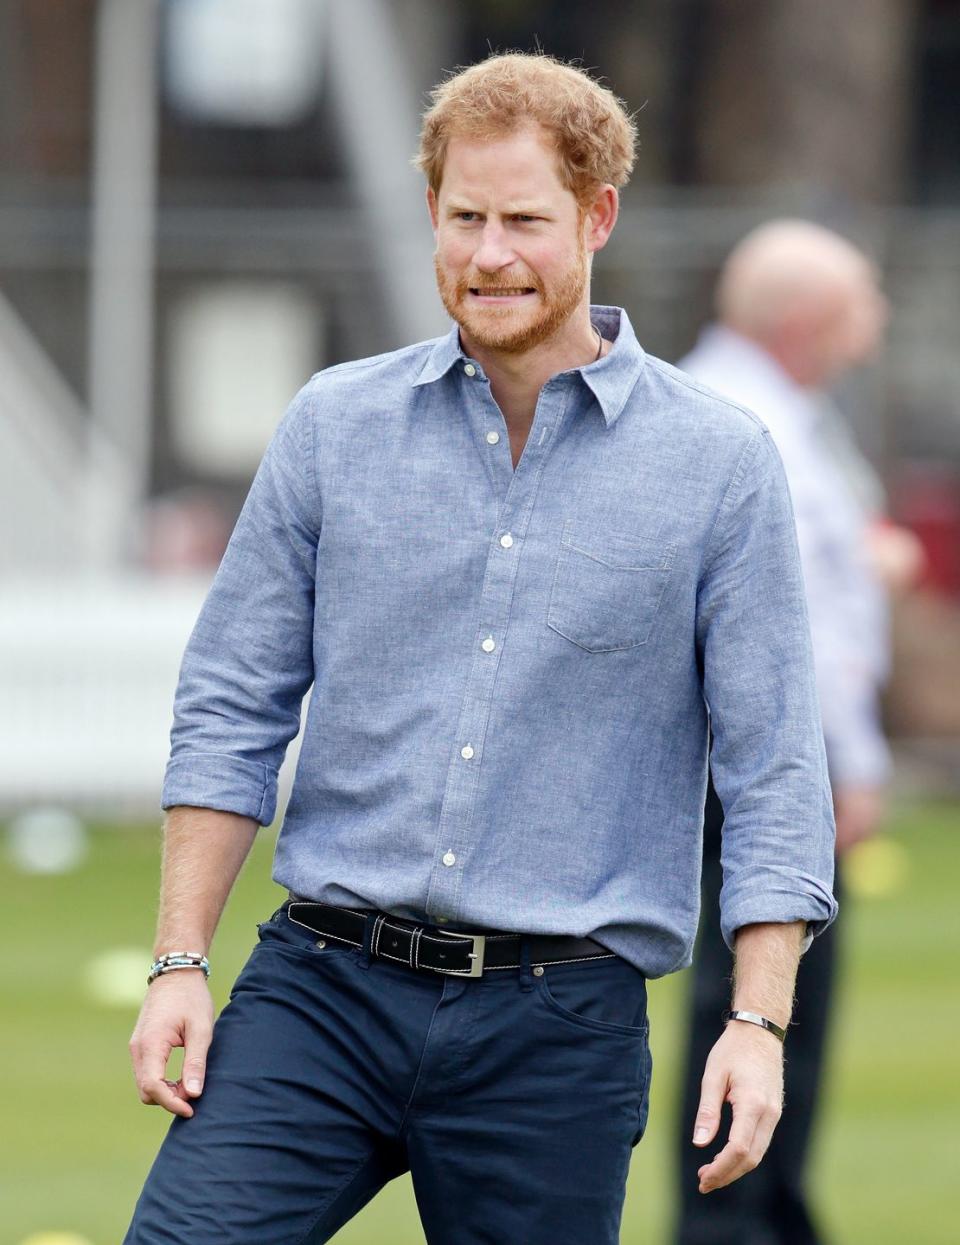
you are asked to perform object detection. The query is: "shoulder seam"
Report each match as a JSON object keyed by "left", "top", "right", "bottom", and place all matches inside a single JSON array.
[
  {"left": 644, "top": 356, "right": 769, "bottom": 432},
  {"left": 303, "top": 383, "right": 321, "bottom": 533},
  {"left": 699, "top": 427, "right": 768, "bottom": 582},
  {"left": 307, "top": 340, "right": 437, "bottom": 381}
]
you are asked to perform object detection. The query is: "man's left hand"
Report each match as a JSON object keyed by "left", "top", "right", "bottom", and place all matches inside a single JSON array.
[{"left": 691, "top": 1019, "right": 784, "bottom": 1193}]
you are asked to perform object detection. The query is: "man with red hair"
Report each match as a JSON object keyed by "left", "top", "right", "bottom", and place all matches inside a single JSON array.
[{"left": 125, "top": 54, "right": 836, "bottom": 1244}]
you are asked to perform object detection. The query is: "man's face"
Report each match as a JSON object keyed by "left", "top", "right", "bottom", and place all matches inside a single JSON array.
[
  {"left": 428, "top": 126, "right": 590, "bottom": 355},
  {"left": 814, "top": 265, "right": 890, "bottom": 382}
]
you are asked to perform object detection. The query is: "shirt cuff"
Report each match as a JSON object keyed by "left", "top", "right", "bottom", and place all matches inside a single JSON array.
[
  {"left": 720, "top": 869, "right": 839, "bottom": 954},
  {"left": 161, "top": 752, "right": 278, "bottom": 826}
]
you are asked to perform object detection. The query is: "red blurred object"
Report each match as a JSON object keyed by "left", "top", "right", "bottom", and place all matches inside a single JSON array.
[
  {"left": 141, "top": 491, "right": 233, "bottom": 573},
  {"left": 892, "top": 465, "right": 960, "bottom": 597}
]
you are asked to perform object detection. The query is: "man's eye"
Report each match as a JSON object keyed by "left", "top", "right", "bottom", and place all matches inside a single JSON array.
[
  {"left": 514, "top": 215, "right": 538, "bottom": 222},
  {"left": 457, "top": 212, "right": 479, "bottom": 222}
]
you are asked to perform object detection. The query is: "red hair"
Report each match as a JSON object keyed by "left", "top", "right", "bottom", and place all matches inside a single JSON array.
[{"left": 414, "top": 52, "right": 637, "bottom": 205}]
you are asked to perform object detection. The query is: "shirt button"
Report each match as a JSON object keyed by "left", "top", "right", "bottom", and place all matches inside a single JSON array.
[
  {"left": 460, "top": 744, "right": 475, "bottom": 759},
  {"left": 499, "top": 532, "right": 514, "bottom": 548},
  {"left": 485, "top": 430, "right": 500, "bottom": 445},
  {"left": 442, "top": 851, "right": 456, "bottom": 866},
  {"left": 481, "top": 635, "right": 496, "bottom": 653},
  {"left": 464, "top": 363, "right": 477, "bottom": 377}
]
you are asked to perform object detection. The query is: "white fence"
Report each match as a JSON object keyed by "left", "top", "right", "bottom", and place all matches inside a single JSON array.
[{"left": 0, "top": 574, "right": 303, "bottom": 818}]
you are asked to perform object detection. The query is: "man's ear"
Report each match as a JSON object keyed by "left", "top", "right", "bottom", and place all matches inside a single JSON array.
[
  {"left": 426, "top": 185, "right": 439, "bottom": 233},
  {"left": 583, "top": 185, "right": 619, "bottom": 256}
]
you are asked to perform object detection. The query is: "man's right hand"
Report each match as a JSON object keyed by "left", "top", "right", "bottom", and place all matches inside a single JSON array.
[{"left": 129, "top": 969, "right": 215, "bottom": 1118}]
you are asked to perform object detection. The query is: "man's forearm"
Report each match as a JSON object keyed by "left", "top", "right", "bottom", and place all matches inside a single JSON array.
[
  {"left": 692, "top": 919, "right": 804, "bottom": 1193},
  {"left": 153, "top": 805, "right": 259, "bottom": 957},
  {"left": 731, "top": 920, "right": 806, "bottom": 1028}
]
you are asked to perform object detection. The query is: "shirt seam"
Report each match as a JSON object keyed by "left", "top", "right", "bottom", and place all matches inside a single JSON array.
[
  {"left": 303, "top": 390, "right": 322, "bottom": 533},
  {"left": 644, "top": 356, "right": 770, "bottom": 432},
  {"left": 308, "top": 338, "right": 440, "bottom": 381},
  {"left": 698, "top": 428, "right": 769, "bottom": 584}
]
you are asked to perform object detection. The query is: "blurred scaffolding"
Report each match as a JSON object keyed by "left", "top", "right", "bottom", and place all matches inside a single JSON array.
[{"left": 1, "top": 0, "right": 958, "bottom": 814}]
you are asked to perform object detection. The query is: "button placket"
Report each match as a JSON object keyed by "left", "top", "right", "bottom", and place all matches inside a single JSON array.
[{"left": 424, "top": 382, "right": 570, "bottom": 921}]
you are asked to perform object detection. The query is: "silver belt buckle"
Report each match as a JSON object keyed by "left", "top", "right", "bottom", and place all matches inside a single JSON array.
[{"left": 434, "top": 928, "right": 486, "bottom": 977}]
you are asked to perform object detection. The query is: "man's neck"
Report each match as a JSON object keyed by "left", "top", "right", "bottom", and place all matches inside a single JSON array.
[
  {"left": 461, "top": 308, "right": 606, "bottom": 431},
  {"left": 727, "top": 324, "right": 825, "bottom": 391}
]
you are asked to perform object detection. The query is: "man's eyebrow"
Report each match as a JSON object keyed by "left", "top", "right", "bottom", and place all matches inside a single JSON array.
[{"left": 445, "top": 202, "right": 551, "bottom": 216}]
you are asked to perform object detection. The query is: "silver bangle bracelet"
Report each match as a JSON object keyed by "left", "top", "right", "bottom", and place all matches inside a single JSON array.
[{"left": 723, "top": 1009, "right": 787, "bottom": 1042}]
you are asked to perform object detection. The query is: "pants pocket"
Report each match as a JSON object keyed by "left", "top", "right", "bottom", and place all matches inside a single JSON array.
[{"left": 536, "top": 955, "right": 649, "bottom": 1037}]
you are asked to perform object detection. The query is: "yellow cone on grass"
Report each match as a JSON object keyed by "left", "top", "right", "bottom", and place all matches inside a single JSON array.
[
  {"left": 842, "top": 836, "right": 910, "bottom": 899},
  {"left": 19, "top": 1234, "right": 95, "bottom": 1245}
]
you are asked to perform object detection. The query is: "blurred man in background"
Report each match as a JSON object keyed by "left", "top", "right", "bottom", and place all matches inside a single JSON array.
[
  {"left": 125, "top": 58, "right": 838, "bottom": 1245},
  {"left": 675, "top": 219, "right": 923, "bottom": 1245}
]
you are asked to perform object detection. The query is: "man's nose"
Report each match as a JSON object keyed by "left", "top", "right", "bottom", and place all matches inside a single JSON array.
[{"left": 472, "top": 222, "right": 516, "bottom": 273}]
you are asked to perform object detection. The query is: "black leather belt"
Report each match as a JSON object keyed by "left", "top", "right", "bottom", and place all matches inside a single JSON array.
[{"left": 285, "top": 901, "right": 616, "bottom": 979}]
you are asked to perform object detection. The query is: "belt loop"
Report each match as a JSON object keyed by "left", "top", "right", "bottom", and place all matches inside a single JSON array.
[
  {"left": 358, "top": 913, "right": 376, "bottom": 971},
  {"left": 519, "top": 935, "right": 534, "bottom": 992}
]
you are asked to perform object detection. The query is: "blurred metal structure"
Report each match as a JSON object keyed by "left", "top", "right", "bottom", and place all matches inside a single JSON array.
[
  {"left": 325, "top": 0, "right": 444, "bottom": 347},
  {"left": 0, "top": 288, "right": 126, "bottom": 573},
  {"left": 86, "top": 0, "right": 160, "bottom": 567}
]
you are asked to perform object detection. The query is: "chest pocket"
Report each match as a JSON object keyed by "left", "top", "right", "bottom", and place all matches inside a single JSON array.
[{"left": 547, "top": 520, "right": 674, "bottom": 652}]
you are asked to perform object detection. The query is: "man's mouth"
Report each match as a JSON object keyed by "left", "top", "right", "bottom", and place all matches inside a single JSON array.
[{"left": 468, "top": 287, "right": 537, "bottom": 299}]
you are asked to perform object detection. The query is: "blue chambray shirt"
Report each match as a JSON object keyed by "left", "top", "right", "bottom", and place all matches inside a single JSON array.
[{"left": 162, "top": 305, "right": 837, "bottom": 978}]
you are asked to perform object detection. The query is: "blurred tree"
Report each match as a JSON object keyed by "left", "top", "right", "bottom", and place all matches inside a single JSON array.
[
  {"left": 15, "top": 0, "right": 96, "bottom": 178},
  {"left": 688, "top": 0, "right": 919, "bottom": 201}
]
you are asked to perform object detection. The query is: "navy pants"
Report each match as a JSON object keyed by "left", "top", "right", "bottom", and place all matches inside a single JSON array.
[{"left": 125, "top": 904, "right": 653, "bottom": 1244}]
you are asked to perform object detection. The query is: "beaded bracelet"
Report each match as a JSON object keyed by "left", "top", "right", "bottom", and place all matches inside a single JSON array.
[{"left": 147, "top": 952, "right": 210, "bottom": 986}]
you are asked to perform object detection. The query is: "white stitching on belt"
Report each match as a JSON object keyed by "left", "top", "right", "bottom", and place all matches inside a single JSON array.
[
  {"left": 316, "top": 901, "right": 372, "bottom": 918},
  {"left": 286, "top": 911, "right": 362, "bottom": 946},
  {"left": 291, "top": 901, "right": 371, "bottom": 919},
  {"left": 372, "top": 914, "right": 386, "bottom": 958},
  {"left": 379, "top": 950, "right": 415, "bottom": 965},
  {"left": 379, "top": 918, "right": 417, "bottom": 951},
  {"left": 419, "top": 931, "right": 474, "bottom": 953},
  {"left": 318, "top": 931, "right": 362, "bottom": 949},
  {"left": 480, "top": 952, "right": 618, "bottom": 970},
  {"left": 411, "top": 926, "right": 423, "bottom": 969}
]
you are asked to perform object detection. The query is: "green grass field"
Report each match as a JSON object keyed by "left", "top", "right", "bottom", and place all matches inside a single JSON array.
[{"left": 2, "top": 799, "right": 957, "bottom": 1244}]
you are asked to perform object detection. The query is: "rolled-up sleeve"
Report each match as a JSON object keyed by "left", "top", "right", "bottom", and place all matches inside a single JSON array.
[
  {"left": 696, "top": 428, "right": 838, "bottom": 950},
  {"left": 161, "top": 384, "right": 321, "bottom": 825}
]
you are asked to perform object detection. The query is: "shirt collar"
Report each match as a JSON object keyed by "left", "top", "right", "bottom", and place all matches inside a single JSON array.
[
  {"left": 579, "top": 305, "right": 647, "bottom": 427},
  {"left": 412, "top": 304, "right": 646, "bottom": 429},
  {"left": 411, "top": 322, "right": 466, "bottom": 388}
]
